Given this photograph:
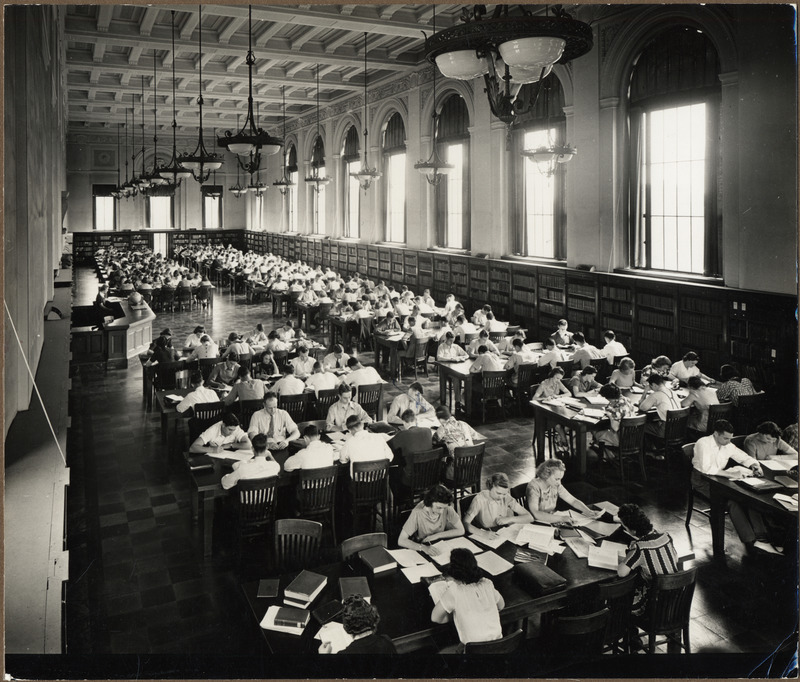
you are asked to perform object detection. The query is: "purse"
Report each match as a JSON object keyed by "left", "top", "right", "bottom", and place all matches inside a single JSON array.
[{"left": 513, "top": 561, "right": 567, "bottom": 597}]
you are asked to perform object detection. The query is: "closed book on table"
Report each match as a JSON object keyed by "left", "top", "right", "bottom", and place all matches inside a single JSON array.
[
  {"left": 358, "top": 546, "right": 397, "bottom": 574},
  {"left": 273, "top": 606, "right": 310, "bottom": 629},
  {"left": 312, "top": 599, "right": 343, "bottom": 626},
  {"left": 257, "top": 579, "right": 280, "bottom": 599},
  {"left": 187, "top": 455, "right": 214, "bottom": 470},
  {"left": 339, "top": 576, "right": 371, "bottom": 604},
  {"left": 513, "top": 562, "right": 566, "bottom": 596},
  {"left": 285, "top": 570, "right": 327, "bottom": 603}
]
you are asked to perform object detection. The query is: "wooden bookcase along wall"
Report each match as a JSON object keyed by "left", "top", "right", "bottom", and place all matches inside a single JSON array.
[
  {"left": 599, "top": 276, "right": 634, "bottom": 351},
  {"left": 367, "top": 246, "right": 379, "bottom": 278},
  {"left": 537, "top": 269, "right": 567, "bottom": 334},
  {"left": 431, "top": 254, "right": 450, "bottom": 303},
  {"left": 678, "top": 290, "right": 726, "bottom": 374},
  {"left": 511, "top": 266, "right": 537, "bottom": 326},
  {"left": 418, "top": 253, "right": 433, "bottom": 292},
  {"left": 404, "top": 251, "right": 418, "bottom": 289},
  {"left": 488, "top": 262, "right": 512, "bottom": 321},
  {"left": 449, "top": 256, "right": 469, "bottom": 302},
  {"left": 566, "top": 272, "right": 598, "bottom": 336},
  {"left": 469, "top": 260, "right": 489, "bottom": 309},
  {"left": 633, "top": 283, "right": 678, "bottom": 366}
]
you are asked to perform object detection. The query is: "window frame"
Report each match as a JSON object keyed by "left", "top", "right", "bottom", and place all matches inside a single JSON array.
[
  {"left": 383, "top": 149, "right": 407, "bottom": 244},
  {"left": 201, "top": 187, "right": 223, "bottom": 230},
  {"left": 92, "top": 188, "right": 116, "bottom": 232},
  {"left": 146, "top": 195, "right": 174, "bottom": 230}
]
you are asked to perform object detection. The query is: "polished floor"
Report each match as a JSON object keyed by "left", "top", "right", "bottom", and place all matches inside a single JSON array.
[{"left": 50, "top": 267, "right": 798, "bottom": 678}]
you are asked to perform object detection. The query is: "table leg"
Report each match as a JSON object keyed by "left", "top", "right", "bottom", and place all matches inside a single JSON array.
[
  {"left": 535, "top": 410, "right": 547, "bottom": 463},
  {"left": 709, "top": 484, "right": 726, "bottom": 559},
  {"left": 191, "top": 488, "right": 200, "bottom": 522},
  {"left": 160, "top": 412, "right": 168, "bottom": 443},
  {"left": 576, "top": 424, "right": 588, "bottom": 477},
  {"left": 439, "top": 369, "right": 447, "bottom": 409},
  {"left": 202, "top": 492, "right": 215, "bottom": 557},
  {"left": 390, "top": 349, "right": 399, "bottom": 382},
  {"left": 462, "top": 378, "right": 472, "bottom": 417}
]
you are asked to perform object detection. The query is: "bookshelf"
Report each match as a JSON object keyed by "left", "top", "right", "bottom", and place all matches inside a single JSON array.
[
  {"left": 634, "top": 284, "right": 678, "bottom": 366},
  {"left": 511, "top": 267, "right": 537, "bottom": 326},
  {"left": 404, "top": 251, "right": 418, "bottom": 289},
  {"left": 321, "top": 239, "right": 331, "bottom": 268},
  {"left": 391, "top": 250, "right": 404, "bottom": 281},
  {"left": 356, "top": 245, "right": 368, "bottom": 274},
  {"left": 678, "top": 291, "right": 726, "bottom": 372},
  {"left": 537, "top": 270, "right": 566, "bottom": 337},
  {"left": 488, "top": 263, "right": 511, "bottom": 321},
  {"left": 367, "top": 246, "right": 379, "bottom": 278},
  {"left": 418, "top": 253, "right": 433, "bottom": 290},
  {"left": 599, "top": 278, "right": 633, "bottom": 349},
  {"left": 432, "top": 254, "right": 451, "bottom": 302},
  {"left": 469, "top": 260, "right": 489, "bottom": 308},
  {"left": 378, "top": 249, "right": 391, "bottom": 280},
  {"left": 566, "top": 273, "right": 598, "bottom": 336},
  {"left": 450, "top": 257, "right": 469, "bottom": 299}
]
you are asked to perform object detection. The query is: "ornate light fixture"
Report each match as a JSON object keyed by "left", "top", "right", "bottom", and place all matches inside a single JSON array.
[
  {"left": 145, "top": 50, "right": 174, "bottom": 196},
  {"left": 158, "top": 11, "right": 192, "bottom": 186},
  {"left": 120, "top": 107, "right": 133, "bottom": 198},
  {"left": 272, "top": 86, "right": 295, "bottom": 195},
  {"left": 305, "top": 65, "right": 332, "bottom": 194},
  {"left": 520, "top": 75, "right": 576, "bottom": 176},
  {"left": 135, "top": 75, "right": 152, "bottom": 190},
  {"left": 229, "top": 118, "right": 247, "bottom": 198},
  {"left": 349, "top": 32, "right": 381, "bottom": 192},
  {"left": 424, "top": 4, "right": 592, "bottom": 125},
  {"left": 179, "top": 5, "right": 223, "bottom": 183},
  {"left": 415, "top": 5, "right": 454, "bottom": 186},
  {"left": 203, "top": 129, "right": 223, "bottom": 198},
  {"left": 217, "top": 4, "right": 282, "bottom": 173},
  {"left": 111, "top": 121, "right": 123, "bottom": 199}
]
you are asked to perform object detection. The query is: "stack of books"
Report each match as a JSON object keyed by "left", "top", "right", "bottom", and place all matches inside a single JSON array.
[
  {"left": 284, "top": 570, "right": 327, "bottom": 609},
  {"left": 260, "top": 605, "right": 310, "bottom": 635}
]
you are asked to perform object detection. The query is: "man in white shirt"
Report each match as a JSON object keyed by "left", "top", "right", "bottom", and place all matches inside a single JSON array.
[
  {"left": 272, "top": 365, "right": 306, "bottom": 396},
  {"left": 472, "top": 305, "right": 492, "bottom": 327},
  {"left": 290, "top": 345, "right": 316, "bottom": 379},
  {"left": 469, "top": 345, "right": 505, "bottom": 373},
  {"left": 304, "top": 362, "right": 339, "bottom": 396},
  {"left": 247, "top": 393, "right": 301, "bottom": 450},
  {"left": 601, "top": 330, "right": 628, "bottom": 364},
  {"left": 537, "top": 338, "right": 565, "bottom": 368},
  {"left": 504, "top": 339, "right": 538, "bottom": 386},
  {"left": 176, "top": 371, "right": 220, "bottom": 414},
  {"left": 692, "top": 420, "right": 779, "bottom": 555},
  {"left": 277, "top": 320, "right": 296, "bottom": 343},
  {"left": 221, "top": 434, "right": 280, "bottom": 489},
  {"left": 338, "top": 416, "right": 394, "bottom": 474},
  {"left": 326, "top": 384, "right": 373, "bottom": 432},
  {"left": 467, "top": 331, "right": 499, "bottom": 356},
  {"left": 571, "top": 332, "right": 604, "bottom": 369},
  {"left": 190, "top": 412, "right": 252, "bottom": 454},
  {"left": 283, "top": 424, "right": 336, "bottom": 472},
  {"left": 343, "top": 358, "right": 384, "bottom": 388},
  {"left": 437, "top": 332, "right": 469, "bottom": 361},
  {"left": 386, "top": 382, "right": 437, "bottom": 426},
  {"left": 323, "top": 344, "right": 350, "bottom": 372}
]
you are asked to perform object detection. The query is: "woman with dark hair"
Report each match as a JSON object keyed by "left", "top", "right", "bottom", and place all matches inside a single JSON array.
[
  {"left": 670, "top": 351, "right": 714, "bottom": 385},
  {"left": 744, "top": 421, "right": 798, "bottom": 461},
  {"left": 430, "top": 548, "right": 505, "bottom": 651},
  {"left": 335, "top": 596, "right": 396, "bottom": 654},
  {"left": 146, "top": 335, "right": 179, "bottom": 365},
  {"left": 682, "top": 375, "right": 720, "bottom": 434},
  {"left": 716, "top": 364, "right": 757, "bottom": 406},
  {"left": 532, "top": 366, "right": 571, "bottom": 400},
  {"left": 398, "top": 484, "right": 464, "bottom": 556},
  {"left": 570, "top": 365, "right": 603, "bottom": 397},
  {"left": 640, "top": 355, "right": 676, "bottom": 383},
  {"left": 592, "top": 383, "right": 637, "bottom": 449}
]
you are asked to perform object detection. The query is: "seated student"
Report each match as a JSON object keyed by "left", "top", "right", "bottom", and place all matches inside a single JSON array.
[
  {"left": 388, "top": 410, "right": 435, "bottom": 495},
  {"left": 147, "top": 335, "right": 180, "bottom": 365},
  {"left": 532, "top": 366, "right": 571, "bottom": 400},
  {"left": 469, "top": 344, "right": 504, "bottom": 373},
  {"left": 609, "top": 357, "right": 641, "bottom": 389},
  {"left": 247, "top": 392, "right": 301, "bottom": 450},
  {"left": 782, "top": 423, "right": 799, "bottom": 451},
  {"left": 187, "top": 334, "right": 219, "bottom": 361},
  {"left": 682, "top": 375, "right": 720, "bottom": 434},
  {"left": 266, "top": 330, "right": 289, "bottom": 353},
  {"left": 323, "top": 344, "right": 350, "bottom": 371},
  {"left": 283, "top": 424, "right": 336, "bottom": 472},
  {"left": 223, "top": 366, "right": 267, "bottom": 405},
  {"left": 600, "top": 330, "right": 628, "bottom": 365},
  {"left": 570, "top": 365, "right": 602, "bottom": 397},
  {"left": 321, "top": 596, "right": 397, "bottom": 655},
  {"left": 221, "top": 434, "right": 280, "bottom": 490},
  {"left": 176, "top": 370, "right": 219, "bottom": 415},
  {"left": 571, "top": 331, "right": 604, "bottom": 369},
  {"left": 289, "top": 345, "right": 315, "bottom": 379},
  {"left": 222, "top": 332, "right": 252, "bottom": 360},
  {"left": 277, "top": 320, "right": 296, "bottom": 343},
  {"left": 452, "top": 314, "right": 478, "bottom": 343},
  {"left": 503, "top": 338, "right": 536, "bottom": 386},
  {"left": 692, "top": 420, "right": 780, "bottom": 555},
  {"left": 537, "top": 338, "right": 565, "bottom": 368},
  {"left": 420, "top": 289, "right": 436, "bottom": 309},
  {"left": 472, "top": 304, "right": 492, "bottom": 327},
  {"left": 463, "top": 473, "right": 532, "bottom": 533},
  {"left": 592, "top": 383, "right": 638, "bottom": 449},
  {"left": 433, "top": 405, "right": 480, "bottom": 455},
  {"left": 716, "top": 364, "right": 757, "bottom": 405},
  {"left": 467, "top": 330, "right": 499, "bottom": 356},
  {"left": 254, "top": 349, "right": 281, "bottom": 379},
  {"left": 190, "top": 412, "right": 252, "bottom": 454},
  {"left": 437, "top": 332, "right": 469, "bottom": 361},
  {"left": 744, "top": 421, "right": 799, "bottom": 461},
  {"left": 386, "top": 382, "right": 435, "bottom": 425},
  {"left": 525, "top": 459, "right": 601, "bottom": 523},
  {"left": 246, "top": 323, "right": 268, "bottom": 347},
  {"left": 272, "top": 365, "right": 306, "bottom": 396},
  {"left": 304, "top": 361, "right": 339, "bottom": 397},
  {"left": 442, "top": 293, "right": 459, "bottom": 318},
  {"left": 184, "top": 325, "right": 206, "bottom": 349},
  {"left": 637, "top": 374, "right": 683, "bottom": 440},
  {"left": 483, "top": 312, "right": 508, "bottom": 333},
  {"left": 431, "top": 553, "right": 505, "bottom": 655},
  {"left": 616, "top": 503, "right": 679, "bottom": 614},
  {"left": 497, "top": 329, "right": 527, "bottom": 354},
  {"left": 326, "top": 383, "right": 373, "bottom": 432},
  {"left": 640, "top": 355, "right": 676, "bottom": 383},
  {"left": 338, "top": 416, "right": 394, "bottom": 474},
  {"left": 398, "top": 484, "right": 465, "bottom": 557},
  {"left": 375, "top": 310, "right": 401, "bottom": 333},
  {"left": 342, "top": 357, "right": 384, "bottom": 388},
  {"left": 671, "top": 351, "right": 714, "bottom": 385},
  {"left": 207, "top": 352, "right": 240, "bottom": 389},
  {"left": 550, "top": 319, "right": 574, "bottom": 348}
]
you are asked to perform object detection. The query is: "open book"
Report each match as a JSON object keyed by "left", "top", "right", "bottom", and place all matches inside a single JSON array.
[{"left": 587, "top": 540, "right": 628, "bottom": 570}]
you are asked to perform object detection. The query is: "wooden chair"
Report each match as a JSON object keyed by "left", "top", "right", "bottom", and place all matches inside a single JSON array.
[
  {"left": 355, "top": 383, "right": 384, "bottom": 421},
  {"left": 150, "top": 288, "right": 162, "bottom": 312},
  {"left": 238, "top": 399, "right": 265, "bottom": 431},
  {"left": 296, "top": 419, "right": 328, "bottom": 435},
  {"left": 443, "top": 443, "right": 485, "bottom": 511},
  {"left": 274, "top": 518, "right": 323, "bottom": 573},
  {"left": 404, "top": 448, "right": 444, "bottom": 506},
  {"left": 735, "top": 392, "right": 768, "bottom": 434},
  {"left": 488, "top": 330, "right": 505, "bottom": 344},
  {"left": 633, "top": 567, "right": 697, "bottom": 654},
  {"left": 598, "top": 573, "right": 639, "bottom": 654},
  {"left": 279, "top": 392, "right": 310, "bottom": 423},
  {"left": 237, "top": 353, "right": 253, "bottom": 372},
  {"left": 235, "top": 476, "right": 278, "bottom": 566},
  {"left": 191, "top": 400, "right": 225, "bottom": 423},
  {"left": 152, "top": 361, "right": 186, "bottom": 391},
  {"left": 557, "top": 359, "right": 577, "bottom": 376},
  {"left": 340, "top": 532, "right": 387, "bottom": 564},
  {"left": 316, "top": 302, "right": 334, "bottom": 334},
  {"left": 401, "top": 337, "right": 430, "bottom": 380},
  {"left": 475, "top": 370, "right": 507, "bottom": 423},
  {"left": 175, "top": 286, "right": 193, "bottom": 311},
  {"left": 510, "top": 482, "right": 529, "bottom": 511},
  {"left": 649, "top": 407, "right": 690, "bottom": 469},
  {"left": 194, "top": 285, "right": 212, "bottom": 309},
  {"left": 272, "top": 350, "right": 290, "bottom": 373},
  {"left": 160, "top": 286, "right": 176, "bottom": 312},
  {"left": 297, "top": 465, "right": 339, "bottom": 546},
  {"left": 704, "top": 402, "right": 734, "bottom": 435},
  {"left": 350, "top": 459, "right": 390, "bottom": 534},
  {"left": 314, "top": 388, "right": 339, "bottom": 420},
  {"left": 462, "top": 332, "right": 478, "bottom": 348},
  {"left": 598, "top": 414, "right": 648, "bottom": 482},
  {"left": 464, "top": 629, "right": 525, "bottom": 654},
  {"left": 588, "top": 357, "right": 612, "bottom": 383},
  {"left": 513, "top": 363, "right": 539, "bottom": 415},
  {"left": 197, "top": 357, "right": 220, "bottom": 382},
  {"left": 547, "top": 608, "right": 610, "bottom": 667}
]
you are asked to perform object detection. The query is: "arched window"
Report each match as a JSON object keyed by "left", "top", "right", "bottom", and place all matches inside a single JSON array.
[
  {"left": 382, "top": 112, "right": 406, "bottom": 243},
  {"left": 513, "top": 74, "right": 566, "bottom": 259},
  {"left": 342, "top": 125, "right": 361, "bottom": 238},
  {"left": 286, "top": 144, "right": 298, "bottom": 232},
  {"left": 310, "top": 135, "right": 327, "bottom": 235},
  {"left": 628, "top": 26, "right": 721, "bottom": 275},
  {"left": 436, "top": 94, "right": 470, "bottom": 250}
]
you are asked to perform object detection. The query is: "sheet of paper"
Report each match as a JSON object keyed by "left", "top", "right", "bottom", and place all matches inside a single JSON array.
[
  {"left": 773, "top": 493, "right": 799, "bottom": 511},
  {"left": 581, "top": 407, "right": 607, "bottom": 419},
  {"left": 469, "top": 528, "right": 506, "bottom": 550},
  {"left": 584, "top": 395, "right": 609, "bottom": 406},
  {"left": 775, "top": 476, "right": 798, "bottom": 488},
  {"left": 594, "top": 501, "right": 620, "bottom": 515},
  {"left": 315, "top": 622, "right": 353, "bottom": 653},
  {"left": 401, "top": 562, "right": 442, "bottom": 584},
  {"left": 260, "top": 605, "right": 307, "bottom": 635},
  {"left": 549, "top": 542, "right": 566, "bottom": 555},
  {"left": 576, "top": 529, "right": 597, "bottom": 544},
  {"left": 165, "top": 394, "right": 184, "bottom": 402},
  {"left": 386, "top": 548, "right": 429, "bottom": 567},
  {"left": 475, "top": 551, "right": 515, "bottom": 576},
  {"left": 585, "top": 519, "right": 621, "bottom": 537},
  {"left": 208, "top": 450, "right": 253, "bottom": 462},
  {"left": 497, "top": 524, "right": 525, "bottom": 545},
  {"left": 564, "top": 537, "right": 593, "bottom": 559},
  {"left": 760, "top": 459, "right": 795, "bottom": 472},
  {"left": 562, "top": 397, "right": 585, "bottom": 409},
  {"left": 567, "top": 511, "right": 598, "bottom": 527},
  {"left": 572, "top": 413, "right": 601, "bottom": 424},
  {"left": 326, "top": 432, "right": 347, "bottom": 442},
  {"left": 587, "top": 542, "right": 624, "bottom": 571},
  {"left": 516, "top": 524, "right": 555, "bottom": 553},
  {"left": 427, "top": 580, "right": 449, "bottom": 603},
  {"left": 430, "top": 536, "right": 482, "bottom": 565}
]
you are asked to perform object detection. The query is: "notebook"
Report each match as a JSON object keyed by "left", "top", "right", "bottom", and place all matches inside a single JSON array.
[
  {"left": 257, "top": 578, "right": 279, "bottom": 599},
  {"left": 737, "top": 477, "right": 784, "bottom": 493},
  {"left": 284, "top": 570, "right": 327, "bottom": 603},
  {"left": 475, "top": 551, "right": 514, "bottom": 576},
  {"left": 339, "top": 576, "right": 371, "bottom": 604}
]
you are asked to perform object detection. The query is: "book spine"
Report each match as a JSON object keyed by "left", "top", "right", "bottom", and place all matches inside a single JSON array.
[{"left": 274, "top": 618, "right": 305, "bottom": 629}]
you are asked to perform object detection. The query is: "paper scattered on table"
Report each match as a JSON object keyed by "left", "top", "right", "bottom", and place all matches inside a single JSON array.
[
  {"left": 584, "top": 519, "right": 621, "bottom": 537},
  {"left": 326, "top": 431, "right": 347, "bottom": 442},
  {"left": 577, "top": 529, "right": 597, "bottom": 544},
  {"left": 775, "top": 475, "right": 798, "bottom": 488},
  {"left": 469, "top": 528, "right": 506, "bottom": 550},
  {"left": 760, "top": 459, "right": 795, "bottom": 472},
  {"left": 564, "top": 537, "right": 593, "bottom": 559},
  {"left": 315, "top": 622, "right": 353, "bottom": 653},
  {"left": 515, "top": 525, "right": 556, "bottom": 553},
  {"left": 566, "top": 511, "right": 596, "bottom": 527},
  {"left": 581, "top": 407, "right": 607, "bottom": 420},
  {"left": 773, "top": 493, "right": 799, "bottom": 511},
  {"left": 475, "top": 551, "right": 514, "bottom": 575},
  {"left": 208, "top": 450, "right": 253, "bottom": 462},
  {"left": 572, "top": 413, "right": 601, "bottom": 424},
  {"left": 401, "top": 562, "right": 441, "bottom": 584},
  {"left": 165, "top": 394, "right": 184, "bottom": 402},
  {"left": 549, "top": 542, "right": 566, "bottom": 555},
  {"left": 587, "top": 540, "right": 627, "bottom": 571},
  {"left": 429, "top": 536, "right": 482, "bottom": 565},
  {"left": 562, "top": 397, "right": 585, "bottom": 409},
  {"left": 594, "top": 501, "right": 620, "bottom": 515},
  {"left": 584, "top": 395, "right": 609, "bottom": 406},
  {"left": 628, "top": 386, "right": 644, "bottom": 394},
  {"left": 386, "top": 548, "right": 429, "bottom": 567}
]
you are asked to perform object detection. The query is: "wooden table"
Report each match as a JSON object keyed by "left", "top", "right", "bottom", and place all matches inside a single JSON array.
[
  {"left": 435, "top": 360, "right": 476, "bottom": 418},
  {"left": 329, "top": 317, "right": 359, "bottom": 354},
  {"left": 295, "top": 301, "right": 319, "bottom": 333},
  {"left": 530, "top": 398, "right": 603, "bottom": 477},
  {"left": 242, "top": 535, "right": 614, "bottom": 654},
  {"left": 155, "top": 387, "right": 192, "bottom": 447},
  {"left": 374, "top": 333, "right": 407, "bottom": 382}
]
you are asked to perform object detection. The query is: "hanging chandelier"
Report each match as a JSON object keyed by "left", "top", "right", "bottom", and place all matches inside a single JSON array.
[
  {"left": 414, "top": 5, "right": 454, "bottom": 186},
  {"left": 424, "top": 4, "right": 592, "bottom": 125},
  {"left": 305, "top": 65, "right": 332, "bottom": 194},
  {"left": 145, "top": 50, "right": 174, "bottom": 196},
  {"left": 272, "top": 86, "right": 295, "bottom": 195},
  {"left": 111, "top": 121, "right": 123, "bottom": 199},
  {"left": 135, "top": 75, "right": 153, "bottom": 191},
  {"left": 229, "top": 117, "right": 247, "bottom": 198},
  {"left": 349, "top": 32, "right": 381, "bottom": 192},
  {"left": 520, "top": 75, "right": 576, "bottom": 176},
  {"left": 203, "top": 129, "right": 223, "bottom": 198},
  {"left": 247, "top": 103, "right": 268, "bottom": 196},
  {"left": 179, "top": 4, "right": 223, "bottom": 183},
  {"left": 158, "top": 10, "right": 192, "bottom": 187},
  {"left": 120, "top": 106, "right": 134, "bottom": 198},
  {"left": 217, "top": 4, "right": 283, "bottom": 174}
]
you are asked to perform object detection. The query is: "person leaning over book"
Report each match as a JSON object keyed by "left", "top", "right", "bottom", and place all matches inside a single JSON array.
[
  {"left": 463, "top": 473, "right": 532, "bottom": 533},
  {"left": 744, "top": 421, "right": 798, "bottom": 461},
  {"left": 189, "top": 412, "right": 251, "bottom": 454},
  {"left": 323, "top": 596, "right": 397, "bottom": 654},
  {"left": 221, "top": 434, "right": 279, "bottom": 489},
  {"left": 398, "top": 484, "right": 464, "bottom": 557},
  {"left": 526, "top": 459, "right": 601, "bottom": 524}
]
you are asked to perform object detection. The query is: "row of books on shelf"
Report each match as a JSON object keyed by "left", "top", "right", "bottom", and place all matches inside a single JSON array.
[
  {"left": 601, "top": 316, "right": 633, "bottom": 335},
  {"left": 636, "top": 292, "right": 674, "bottom": 311},
  {"left": 601, "top": 285, "right": 632, "bottom": 302},
  {"left": 539, "top": 273, "right": 564, "bottom": 289},
  {"left": 567, "top": 296, "right": 596, "bottom": 312},
  {"left": 638, "top": 309, "right": 674, "bottom": 329},
  {"left": 568, "top": 282, "right": 595, "bottom": 298}
]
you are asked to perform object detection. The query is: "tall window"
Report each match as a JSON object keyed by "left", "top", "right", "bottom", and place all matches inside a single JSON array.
[
  {"left": 286, "top": 145, "right": 298, "bottom": 232},
  {"left": 342, "top": 125, "right": 360, "bottom": 239},
  {"left": 93, "top": 184, "right": 116, "bottom": 231},
  {"left": 383, "top": 112, "right": 406, "bottom": 243},
  {"left": 514, "top": 75, "right": 566, "bottom": 259},
  {"left": 202, "top": 186, "right": 223, "bottom": 229},
  {"left": 629, "top": 27, "right": 720, "bottom": 275},
  {"left": 309, "top": 136, "right": 327, "bottom": 235},
  {"left": 148, "top": 196, "right": 173, "bottom": 229},
  {"left": 435, "top": 94, "right": 470, "bottom": 250}
]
